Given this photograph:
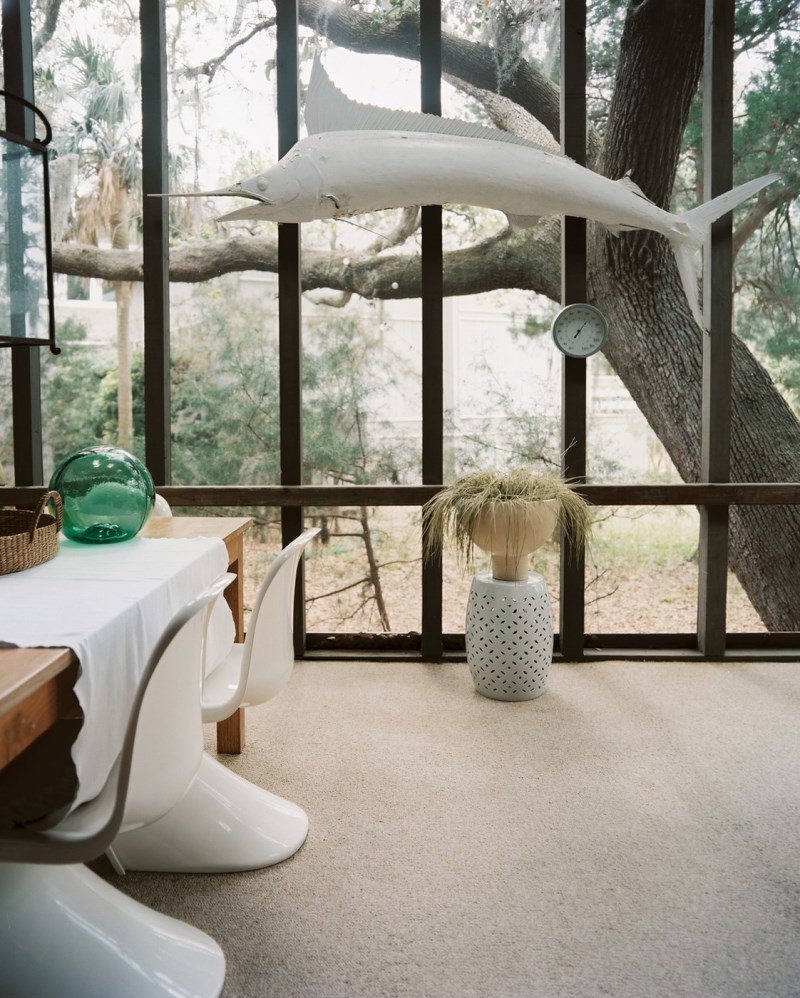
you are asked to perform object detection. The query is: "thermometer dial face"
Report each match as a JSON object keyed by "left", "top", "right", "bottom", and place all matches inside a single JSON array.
[{"left": 551, "top": 303, "right": 608, "bottom": 358}]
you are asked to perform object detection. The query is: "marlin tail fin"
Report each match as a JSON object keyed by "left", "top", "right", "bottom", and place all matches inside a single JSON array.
[
  {"left": 670, "top": 173, "right": 780, "bottom": 327},
  {"left": 678, "top": 173, "right": 780, "bottom": 246}
]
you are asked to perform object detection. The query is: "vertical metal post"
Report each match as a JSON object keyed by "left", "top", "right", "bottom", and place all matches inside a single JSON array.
[
  {"left": 276, "top": 0, "right": 306, "bottom": 655},
  {"left": 140, "top": 0, "right": 171, "bottom": 484},
  {"left": 558, "top": 0, "right": 587, "bottom": 659},
  {"left": 697, "top": 0, "right": 733, "bottom": 655},
  {"left": 3, "top": 0, "right": 43, "bottom": 486},
  {"left": 420, "top": 0, "right": 443, "bottom": 658}
]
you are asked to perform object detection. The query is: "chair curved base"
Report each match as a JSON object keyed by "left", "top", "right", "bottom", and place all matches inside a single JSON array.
[
  {"left": 110, "top": 752, "right": 308, "bottom": 873},
  {"left": 0, "top": 862, "right": 225, "bottom": 998}
]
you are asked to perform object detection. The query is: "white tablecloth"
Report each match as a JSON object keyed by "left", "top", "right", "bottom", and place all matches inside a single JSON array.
[{"left": 0, "top": 535, "right": 229, "bottom": 808}]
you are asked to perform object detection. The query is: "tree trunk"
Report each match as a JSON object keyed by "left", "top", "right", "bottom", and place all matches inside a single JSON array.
[
  {"left": 590, "top": 0, "right": 800, "bottom": 630},
  {"left": 359, "top": 506, "right": 391, "bottom": 631},
  {"left": 110, "top": 186, "right": 134, "bottom": 451},
  {"left": 114, "top": 280, "right": 133, "bottom": 450}
]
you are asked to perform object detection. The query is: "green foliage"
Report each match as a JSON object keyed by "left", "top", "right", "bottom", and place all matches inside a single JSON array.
[
  {"left": 94, "top": 350, "right": 147, "bottom": 449},
  {"left": 303, "top": 315, "right": 415, "bottom": 486},
  {"left": 171, "top": 286, "right": 417, "bottom": 488},
  {"left": 586, "top": 0, "right": 627, "bottom": 135},
  {"left": 512, "top": 312, "right": 550, "bottom": 341},
  {"left": 368, "top": 0, "right": 420, "bottom": 30},
  {"left": 40, "top": 319, "right": 114, "bottom": 471},
  {"left": 717, "top": 10, "right": 800, "bottom": 411},
  {"left": 735, "top": 33, "right": 800, "bottom": 187},
  {"left": 736, "top": 1, "right": 800, "bottom": 54},
  {"left": 37, "top": 281, "right": 418, "bottom": 491},
  {"left": 734, "top": 269, "right": 800, "bottom": 411},
  {"left": 169, "top": 288, "right": 281, "bottom": 486},
  {"left": 443, "top": 350, "right": 568, "bottom": 482},
  {"left": 58, "top": 35, "right": 141, "bottom": 186},
  {"left": 730, "top": 20, "right": 800, "bottom": 408},
  {"left": 589, "top": 507, "right": 698, "bottom": 570},
  {"left": 445, "top": 396, "right": 562, "bottom": 481}
]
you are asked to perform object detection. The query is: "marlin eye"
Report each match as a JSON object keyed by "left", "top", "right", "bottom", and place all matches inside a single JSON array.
[{"left": 256, "top": 178, "right": 269, "bottom": 192}]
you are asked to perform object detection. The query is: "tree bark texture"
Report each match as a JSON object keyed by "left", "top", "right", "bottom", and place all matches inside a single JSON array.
[
  {"left": 52, "top": 222, "right": 562, "bottom": 302},
  {"left": 590, "top": 0, "right": 800, "bottom": 630}
]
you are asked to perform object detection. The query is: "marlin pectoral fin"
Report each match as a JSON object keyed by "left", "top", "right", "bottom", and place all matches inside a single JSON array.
[{"left": 505, "top": 212, "right": 543, "bottom": 231}]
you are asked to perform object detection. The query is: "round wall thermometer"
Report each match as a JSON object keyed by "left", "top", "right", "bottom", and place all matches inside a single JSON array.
[{"left": 551, "top": 303, "right": 608, "bottom": 358}]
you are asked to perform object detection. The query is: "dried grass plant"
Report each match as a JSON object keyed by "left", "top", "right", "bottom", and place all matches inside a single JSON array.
[{"left": 422, "top": 467, "right": 592, "bottom": 569}]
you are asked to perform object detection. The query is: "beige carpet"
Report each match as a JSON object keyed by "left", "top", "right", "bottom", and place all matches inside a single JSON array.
[{"left": 103, "top": 659, "right": 800, "bottom": 997}]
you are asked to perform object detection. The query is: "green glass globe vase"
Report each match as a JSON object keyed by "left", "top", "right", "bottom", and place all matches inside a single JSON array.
[{"left": 49, "top": 446, "right": 156, "bottom": 544}]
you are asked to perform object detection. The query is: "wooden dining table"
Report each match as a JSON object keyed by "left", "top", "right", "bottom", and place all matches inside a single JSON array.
[{"left": 0, "top": 515, "right": 253, "bottom": 773}]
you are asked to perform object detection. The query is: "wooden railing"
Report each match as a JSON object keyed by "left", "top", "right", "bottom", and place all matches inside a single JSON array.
[
  {"left": 7, "top": 482, "right": 799, "bottom": 508},
  {"left": 4, "top": 482, "right": 799, "bottom": 661}
]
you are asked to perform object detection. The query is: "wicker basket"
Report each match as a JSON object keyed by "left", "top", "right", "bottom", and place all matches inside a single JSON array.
[{"left": 0, "top": 491, "right": 62, "bottom": 575}]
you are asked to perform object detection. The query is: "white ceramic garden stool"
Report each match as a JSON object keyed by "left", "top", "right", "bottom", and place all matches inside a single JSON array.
[{"left": 465, "top": 571, "right": 554, "bottom": 701}]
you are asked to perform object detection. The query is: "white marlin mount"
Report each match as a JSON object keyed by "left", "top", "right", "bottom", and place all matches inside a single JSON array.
[{"left": 165, "top": 59, "right": 779, "bottom": 327}]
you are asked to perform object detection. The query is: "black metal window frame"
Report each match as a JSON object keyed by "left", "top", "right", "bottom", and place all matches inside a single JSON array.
[
  {"left": 0, "top": 89, "right": 59, "bottom": 354},
  {"left": 4, "top": 0, "right": 800, "bottom": 661}
]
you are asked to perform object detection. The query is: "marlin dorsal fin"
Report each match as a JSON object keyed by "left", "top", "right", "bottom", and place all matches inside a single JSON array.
[
  {"left": 305, "top": 56, "right": 557, "bottom": 153},
  {"left": 615, "top": 170, "right": 652, "bottom": 202}
]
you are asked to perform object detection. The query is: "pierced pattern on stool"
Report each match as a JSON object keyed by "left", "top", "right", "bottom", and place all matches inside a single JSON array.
[{"left": 465, "top": 573, "right": 553, "bottom": 701}]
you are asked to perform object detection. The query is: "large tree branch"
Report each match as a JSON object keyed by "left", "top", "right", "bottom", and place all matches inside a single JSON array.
[
  {"left": 181, "top": 18, "right": 276, "bottom": 81},
  {"left": 52, "top": 219, "right": 561, "bottom": 301}
]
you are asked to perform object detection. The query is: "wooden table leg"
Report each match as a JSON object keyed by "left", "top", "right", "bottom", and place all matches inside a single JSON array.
[
  {"left": 216, "top": 708, "right": 245, "bottom": 754},
  {"left": 218, "top": 535, "right": 247, "bottom": 754}
]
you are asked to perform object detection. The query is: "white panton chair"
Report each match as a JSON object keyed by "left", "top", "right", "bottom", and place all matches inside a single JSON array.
[
  {"left": 202, "top": 526, "right": 321, "bottom": 721},
  {"left": 106, "top": 571, "right": 235, "bottom": 840},
  {"left": 0, "top": 582, "right": 229, "bottom": 998},
  {"left": 152, "top": 493, "right": 173, "bottom": 517},
  {"left": 107, "top": 527, "right": 321, "bottom": 875}
]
